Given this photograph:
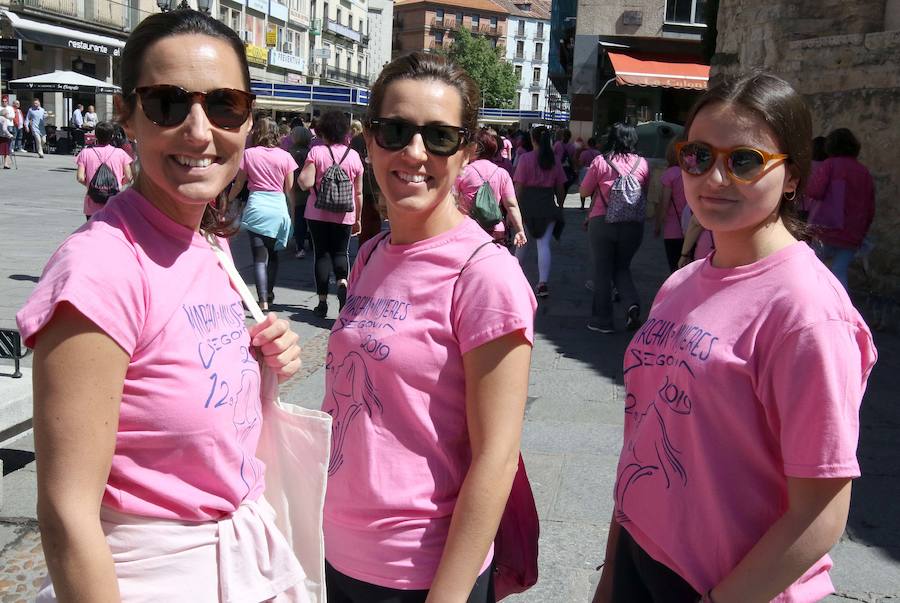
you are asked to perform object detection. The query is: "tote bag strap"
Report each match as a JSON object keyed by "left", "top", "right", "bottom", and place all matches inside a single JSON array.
[{"left": 206, "top": 233, "right": 266, "bottom": 324}]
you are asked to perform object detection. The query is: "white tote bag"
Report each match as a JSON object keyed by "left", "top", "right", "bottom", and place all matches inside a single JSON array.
[{"left": 208, "top": 234, "right": 332, "bottom": 603}]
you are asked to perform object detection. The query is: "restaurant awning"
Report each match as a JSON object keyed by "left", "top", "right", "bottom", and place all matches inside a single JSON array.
[
  {"left": 253, "top": 96, "right": 310, "bottom": 112},
  {"left": 607, "top": 52, "right": 709, "bottom": 90},
  {"left": 9, "top": 70, "right": 120, "bottom": 94},
  {"left": 1, "top": 9, "right": 125, "bottom": 57}
]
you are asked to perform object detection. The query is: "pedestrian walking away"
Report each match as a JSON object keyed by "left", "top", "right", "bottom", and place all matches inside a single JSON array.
[
  {"left": 592, "top": 72, "right": 878, "bottom": 603},
  {"left": 0, "top": 110, "right": 12, "bottom": 169},
  {"left": 297, "top": 109, "right": 364, "bottom": 318},
  {"left": 655, "top": 139, "right": 688, "bottom": 273},
  {"left": 288, "top": 125, "right": 313, "bottom": 258},
  {"left": 16, "top": 10, "right": 308, "bottom": 601},
  {"left": 11, "top": 99, "right": 26, "bottom": 152},
  {"left": 75, "top": 121, "right": 133, "bottom": 220},
  {"left": 580, "top": 122, "right": 650, "bottom": 333},
  {"left": 456, "top": 128, "right": 527, "bottom": 248},
  {"left": 228, "top": 116, "right": 298, "bottom": 310},
  {"left": 513, "top": 126, "right": 567, "bottom": 298},
  {"left": 321, "top": 51, "right": 537, "bottom": 603}
]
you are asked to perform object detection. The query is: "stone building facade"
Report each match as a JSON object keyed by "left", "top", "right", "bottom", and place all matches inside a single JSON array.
[{"left": 712, "top": 0, "right": 900, "bottom": 295}]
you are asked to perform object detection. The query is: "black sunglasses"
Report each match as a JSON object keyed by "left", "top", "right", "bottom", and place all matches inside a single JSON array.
[
  {"left": 367, "top": 118, "right": 470, "bottom": 156},
  {"left": 132, "top": 85, "right": 255, "bottom": 130}
]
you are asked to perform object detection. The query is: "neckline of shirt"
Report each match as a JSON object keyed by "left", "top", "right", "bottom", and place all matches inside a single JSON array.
[
  {"left": 119, "top": 188, "right": 213, "bottom": 249},
  {"left": 382, "top": 216, "right": 479, "bottom": 256},
  {"left": 698, "top": 240, "right": 809, "bottom": 282}
]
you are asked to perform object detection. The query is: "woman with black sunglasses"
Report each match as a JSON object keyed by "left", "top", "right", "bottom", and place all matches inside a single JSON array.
[
  {"left": 319, "top": 52, "right": 536, "bottom": 603},
  {"left": 592, "top": 73, "right": 876, "bottom": 603},
  {"left": 17, "top": 11, "right": 308, "bottom": 601}
]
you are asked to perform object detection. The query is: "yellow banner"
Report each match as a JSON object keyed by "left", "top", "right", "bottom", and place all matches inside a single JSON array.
[
  {"left": 266, "top": 29, "right": 278, "bottom": 47},
  {"left": 245, "top": 44, "right": 268, "bottom": 66}
]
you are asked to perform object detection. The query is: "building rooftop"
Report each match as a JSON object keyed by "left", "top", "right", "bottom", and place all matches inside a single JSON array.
[
  {"left": 394, "top": 0, "right": 510, "bottom": 14},
  {"left": 492, "top": 0, "right": 550, "bottom": 20}
]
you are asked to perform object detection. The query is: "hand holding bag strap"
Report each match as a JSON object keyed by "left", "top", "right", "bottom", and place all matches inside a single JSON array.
[{"left": 206, "top": 233, "right": 332, "bottom": 603}]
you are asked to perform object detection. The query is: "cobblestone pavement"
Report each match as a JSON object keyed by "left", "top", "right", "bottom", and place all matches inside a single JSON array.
[{"left": 1, "top": 153, "right": 899, "bottom": 602}]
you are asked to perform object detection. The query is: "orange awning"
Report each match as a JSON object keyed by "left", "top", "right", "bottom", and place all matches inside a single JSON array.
[{"left": 607, "top": 52, "right": 709, "bottom": 90}]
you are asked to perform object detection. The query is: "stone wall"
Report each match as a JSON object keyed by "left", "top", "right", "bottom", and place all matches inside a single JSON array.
[
  {"left": 576, "top": 0, "right": 665, "bottom": 38},
  {"left": 713, "top": 0, "right": 900, "bottom": 297}
]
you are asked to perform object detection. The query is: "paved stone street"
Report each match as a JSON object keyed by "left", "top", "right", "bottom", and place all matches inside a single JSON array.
[{"left": 1, "top": 153, "right": 898, "bottom": 602}]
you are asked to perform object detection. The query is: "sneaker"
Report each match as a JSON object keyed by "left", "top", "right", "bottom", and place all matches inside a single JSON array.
[
  {"left": 626, "top": 305, "right": 642, "bottom": 331},
  {"left": 584, "top": 280, "right": 594, "bottom": 292},
  {"left": 313, "top": 301, "right": 328, "bottom": 318},
  {"left": 536, "top": 283, "right": 549, "bottom": 298},
  {"left": 587, "top": 320, "right": 615, "bottom": 334},
  {"left": 337, "top": 282, "right": 348, "bottom": 310},
  {"left": 295, "top": 249, "right": 306, "bottom": 259}
]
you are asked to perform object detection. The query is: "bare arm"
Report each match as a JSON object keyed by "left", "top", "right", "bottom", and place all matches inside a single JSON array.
[
  {"left": 33, "top": 302, "right": 127, "bottom": 602},
  {"left": 426, "top": 333, "right": 532, "bottom": 603},
  {"left": 500, "top": 192, "right": 527, "bottom": 247},
  {"left": 592, "top": 515, "right": 623, "bottom": 603},
  {"left": 227, "top": 169, "right": 248, "bottom": 205},
  {"left": 76, "top": 165, "right": 87, "bottom": 186},
  {"left": 678, "top": 216, "right": 704, "bottom": 268},
  {"left": 283, "top": 171, "right": 295, "bottom": 217},
  {"left": 298, "top": 161, "right": 316, "bottom": 191},
  {"left": 352, "top": 173, "right": 363, "bottom": 236},
  {"left": 122, "top": 163, "right": 133, "bottom": 185},
  {"left": 709, "top": 477, "right": 852, "bottom": 603}
]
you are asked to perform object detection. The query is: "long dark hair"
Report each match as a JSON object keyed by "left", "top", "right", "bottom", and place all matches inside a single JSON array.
[
  {"left": 115, "top": 9, "right": 251, "bottom": 236},
  {"left": 683, "top": 72, "right": 813, "bottom": 239},
  {"left": 602, "top": 122, "right": 638, "bottom": 160},
  {"left": 532, "top": 126, "right": 555, "bottom": 170},
  {"left": 366, "top": 52, "right": 480, "bottom": 134}
]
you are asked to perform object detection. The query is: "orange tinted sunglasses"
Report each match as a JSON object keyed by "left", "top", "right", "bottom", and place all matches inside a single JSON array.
[{"left": 676, "top": 141, "right": 788, "bottom": 183}]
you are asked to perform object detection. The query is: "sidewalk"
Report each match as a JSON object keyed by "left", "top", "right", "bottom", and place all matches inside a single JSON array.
[{"left": 1, "top": 155, "right": 898, "bottom": 601}]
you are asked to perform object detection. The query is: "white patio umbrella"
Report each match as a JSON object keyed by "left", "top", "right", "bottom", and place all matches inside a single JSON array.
[{"left": 9, "top": 70, "right": 120, "bottom": 95}]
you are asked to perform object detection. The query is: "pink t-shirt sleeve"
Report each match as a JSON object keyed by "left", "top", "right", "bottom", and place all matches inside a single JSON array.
[
  {"left": 498, "top": 169, "right": 515, "bottom": 201},
  {"left": 17, "top": 231, "right": 147, "bottom": 354},
  {"left": 762, "top": 321, "right": 875, "bottom": 478},
  {"left": 452, "top": 248, "right": 536, "bottom": 354}
]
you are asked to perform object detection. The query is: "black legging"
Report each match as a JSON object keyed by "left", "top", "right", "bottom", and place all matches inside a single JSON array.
[
  {"left": 307, "top": 219, "right": 351, "bottom": 296},
  {"left": 325, "top": 560, "right": 495, "bottom": 603},
  {"left": 247, "top": 230, "right": 279, "bottom": 303}
]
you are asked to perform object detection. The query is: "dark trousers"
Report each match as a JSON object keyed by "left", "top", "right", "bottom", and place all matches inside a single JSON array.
[
  {"left": 663, "top": 238, "right": 685, "bottom": 273},
  {"left": 247, "top": 231, "right": 279, "bottom": 302},
  {"left": 325, "top": 560, "right": 495, "bottom": 603},
  {"left": 294, "top": 201, "right": 309, "bottom": 251},
  {"left": 588, "top": 218, "right": 643, "bottom": 328},
  {"left": 611, "top": 526, "right": 700, "bottom": 602},
  {"left": 308, "top": 219, "right": 352, "bottom": 296}
]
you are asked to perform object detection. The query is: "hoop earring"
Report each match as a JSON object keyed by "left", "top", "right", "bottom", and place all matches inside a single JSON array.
[{"left": 783, "top": 190, "right": 796, "bottom": 201}]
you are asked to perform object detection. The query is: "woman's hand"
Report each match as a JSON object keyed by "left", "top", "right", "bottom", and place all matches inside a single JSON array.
[
  {"left": 249, "top": 313, "right": 302, "bottom": 383},
  {"left": 352, "top": 219, "right": 362, "bottom": 236},
  {"left": 513, "top": 231, "right": 527, "bottom": 248},
  {"left": 677, "top": 254, "right": 691, "bottom": 269}
]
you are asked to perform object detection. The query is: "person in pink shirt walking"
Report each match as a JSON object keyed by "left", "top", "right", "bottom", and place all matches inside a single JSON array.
[
  {"left": 17, "top": 11, "right": 307, "bottom": 601},
  {"left": 592, "top": 73, "right": 877, "bottom": 603},
  {"left": 806, "top": 127, "right": 876, "bottom": 291},
  {"left": 655, "top": 139, "right": 688, "bottom": 272},
  {"left": 321, "top": 52, "right": 536, "bottom": 603},
  {"left": 75, "top": 121, "right": 134, "bottom": 220},
  {"left": 456, "top": 128, "right": 526, "bottom": 247}
]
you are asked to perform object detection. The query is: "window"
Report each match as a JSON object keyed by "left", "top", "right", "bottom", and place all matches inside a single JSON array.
[
  {"left": 358, "top": 59, "right": 363, "bottom": 74},
  {"left": 517, "top": 20, "right": 525, "bottom": 36},
  {"left": 536, "top": 22, "right": 544, "bottom": 38},
  {"left": 516, "top": 40, "right": 524, "bottom": 57},
  {"left": 346, "top": 54, "right": 352, "bottom": 71},
  {"left": 324, "top": 2, "right": 329, "bottom": 19},
  {"left": 471, "top": 14, "right": 479, "bottom": 27},
  {"left": 514, "top": 65, "right": 522, "bottom": 78},
  {"left": 435, "top": 31, "right": 444, "bottom": 45},
  {"left": 435, "top": 8, "right": 444, "bottom": 22},
  {"left": 533, "top": 66, "right": 540, "bottom": 82},
  {"left": 665, "top": 0, "right": 707, "bottom": 25},
  {"left": 336, "top": 8, "right": 342, "bottom": 23},
  {"left": 534, "top": 42, "right": 543, "bottom": 60},
  {"left": 490, "top": 16, "right": 497, "bottom": 29},
  {"left": 531, "top": 93, "right": 539, "bottom": 110},
  {"left": 456, "top": 11, "right": 463, "bottom": 24}
]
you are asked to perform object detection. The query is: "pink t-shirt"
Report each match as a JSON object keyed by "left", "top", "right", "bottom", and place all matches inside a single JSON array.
[
  {"left": 303, "top": 143, "right": 363, "bottom": 225},
  {"left": 512, "top": 150, "right": 566, "bottom": 189},
  {"left": 76, "top": 145, "right": 133, "bottom": 217},
  {"left": 456, "top": 159, "right": 515, "bottom": 220},
  {"left": 501, "top": 136, "right": 512, "bottom": 159},
  {"left": 615, "top": 242, "right": 876, "bottom": 600},
  {"left": 659, "top": 165, "right": 688, "bottom": 239},
  {"left": 322, "top": 218, "right": 537, "bottom": 589},
  {"left": 582, "top": 153, "right": 650, "bottom": 220},
  {"left": 240, "top": 146, "right": 298, "bottom": 193},
  {"left": 578, "top": 148, "right": 601, "bottom": 169},
  {"left": 17, "top": 189, "right": 266, "bottom": 521}
]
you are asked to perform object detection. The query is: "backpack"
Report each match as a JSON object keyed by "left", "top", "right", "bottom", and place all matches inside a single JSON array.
[
  {"left": 601, "top": 155, "right": 645, "bottom": 223},
  {"left": 314, "top": 146, "right": 354, "bottom": 213},
  {"left": 86, "top": 147, "right": 120, "bottom": 205},
  {"left": 468, "top": 164, "right": 503, "bottom": 231}
]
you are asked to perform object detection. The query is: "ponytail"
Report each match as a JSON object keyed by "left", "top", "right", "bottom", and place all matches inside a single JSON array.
[{"left": 533, "top": 126, "right": 555, "bottom": 171}]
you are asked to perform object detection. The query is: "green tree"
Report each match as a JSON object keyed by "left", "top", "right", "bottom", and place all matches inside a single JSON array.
[{"left": 444, "top": 27, "right": 517, "bottom": 109}]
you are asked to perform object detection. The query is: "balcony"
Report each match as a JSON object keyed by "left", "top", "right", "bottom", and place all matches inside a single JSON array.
[
  {"left": 326, "top": 66, "right": 370, "bottom": 87},
  {"left": 477, "top": 23, "right": 500, "bottom": 37},
  {"left": 529, "top": 81, "right": 543, "bottom": 91},
  {"left": 428, "top": 38, "right": 447, "bottom": 50},
  {"left": 325, "top": 19, "right": 362, "bottom": 44},
  {"left": 430, "top": 17, "right": 458, "bottom": 30},
  {"left": 12, "top": 0, "right": 131, "bottom": 31},
  {"left": 513, "top": 53, "right": 525, "bottom": 61}
]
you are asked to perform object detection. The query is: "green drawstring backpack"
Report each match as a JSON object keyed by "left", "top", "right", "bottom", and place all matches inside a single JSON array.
[{"left": 469, "top": 164, "right": 503, "bottom": 231}]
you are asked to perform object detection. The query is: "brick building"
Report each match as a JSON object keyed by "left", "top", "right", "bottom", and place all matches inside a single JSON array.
[
  {"left": 712, "top": 0, "right": 900, "bottom": 295},
  {"left": 392, "top": 0, "right": 507, "bottom": 57}
]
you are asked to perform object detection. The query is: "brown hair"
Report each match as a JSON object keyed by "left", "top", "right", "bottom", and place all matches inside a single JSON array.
[
  {"left": 115, "top": 9, "right": 251, "bottom": 237},
  {"left": 683, "top": 72, "right": 812, "bottom": 239},
  {"left": 475, "top": 128, "right": 499, "bottom": 159},
  {"left": 365, "top": 52, "right": 480, "bottom": 134},
  {"left": 252, "top": 117, "right": 280, "bottom": 148}
]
